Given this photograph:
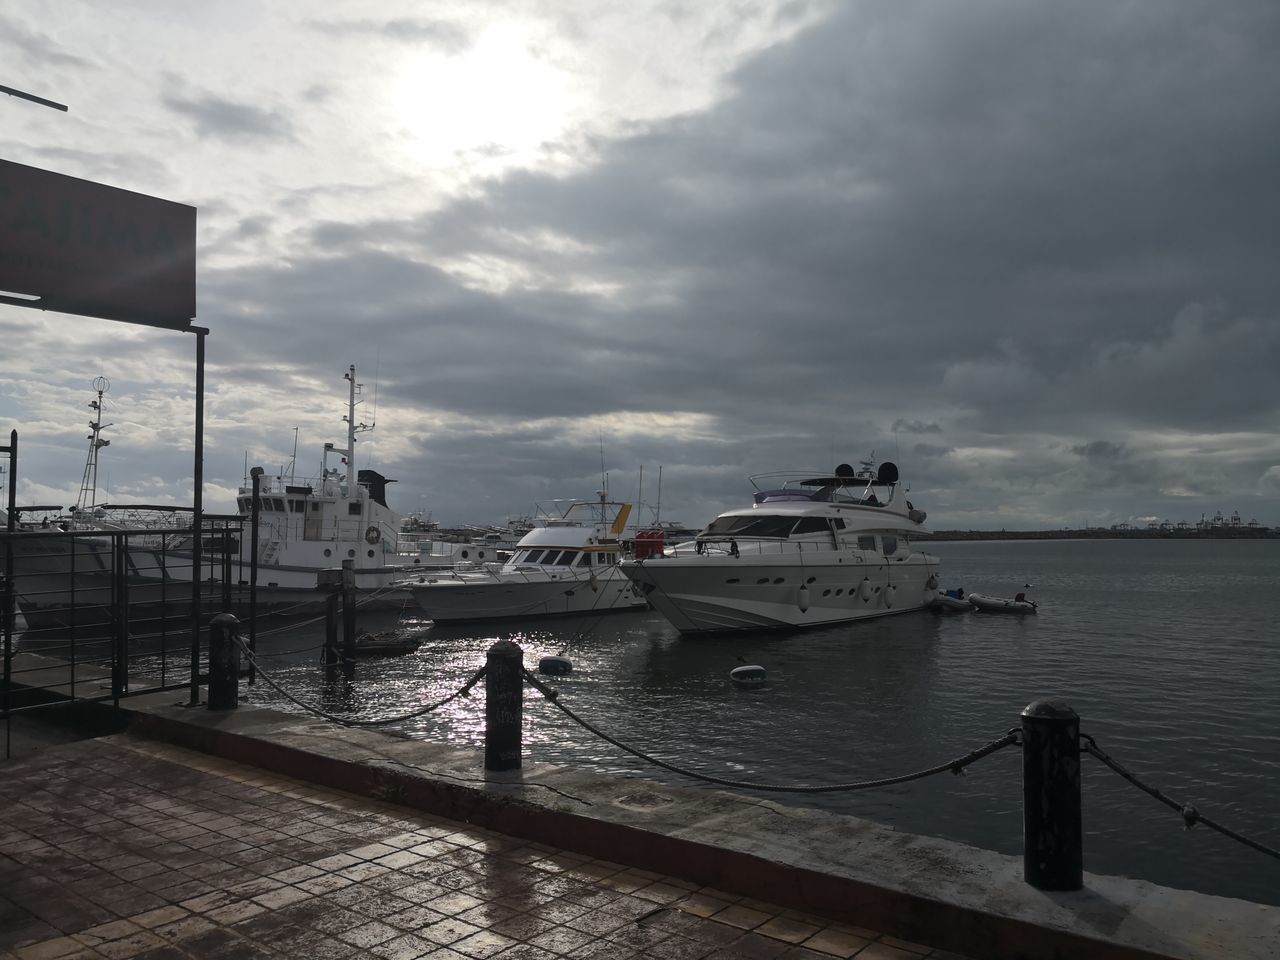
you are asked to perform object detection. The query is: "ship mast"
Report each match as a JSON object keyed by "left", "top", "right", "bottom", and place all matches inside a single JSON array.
[
  {"left": 75, "top": 376, "right": 111, "bottom": 512},
  {"left": 342, "top": 365, "right": 373, "bottom": 486}
]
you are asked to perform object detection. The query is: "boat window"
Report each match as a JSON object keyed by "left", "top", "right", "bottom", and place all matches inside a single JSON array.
[
  {"left": 577, "top": 554, "right": 591, "bottom": 567},
  {"left": 857, "top": 535, "right": 877, "bottom": 551},
  {"left": 882, "top": 536, "right": 898, "bottom": 555},
  {"left": 237, "top": 498, "right": 248, "bottom": 512},
  {"left": 289, "top": 499, "right": 305, "bottom": 513},
  {"left": 270, "top": 498, "right": 284, "bottom": 511},
  {"left": 556, "top": 551, "right": 578, "bottom": 566},
  {"left": 832, "top": 518, "right": 846, "bottom": 529},
  {"left": 541, "top": 551, "right": 561, "bottom": 565},
  {"left": 522, "top": 550, "right": 544, "bottom": 564},
  {"left": 311, "top": 502, "right": 322, "bottom": 512},
  {"left": 347, "top": 502, "right": 361, "bottom": 515},
  {"left": 704, "top": 515, "right": 797, "bottom": 538},
  {"left": 792, "top": 517, "right": 830, "bottom": 536}
]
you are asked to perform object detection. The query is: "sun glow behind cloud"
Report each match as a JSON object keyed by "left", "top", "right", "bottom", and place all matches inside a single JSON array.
[{"left": 390, "top": 23, "right": 578, "bottom": 175}]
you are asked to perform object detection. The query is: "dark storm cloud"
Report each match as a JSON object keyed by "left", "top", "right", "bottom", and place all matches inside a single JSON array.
[
  {"left": 401, "top": 3, "right": 1280, "bottom": 450},
  {"left": 161, "top": 85, "right": 295, "bottom": 143},
  {"left": 172, "top": 0, "right": 1280, "bottom": 525},
  {"left": 306, "top": 17, "right": 472, "bottom": 53}
]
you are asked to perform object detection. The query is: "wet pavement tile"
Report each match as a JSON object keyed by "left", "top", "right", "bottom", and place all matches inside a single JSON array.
[{"left": 0, "top": 734, "right": 977, "bottom": 960}]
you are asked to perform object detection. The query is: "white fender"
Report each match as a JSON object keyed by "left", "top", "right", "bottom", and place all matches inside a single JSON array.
[
  {"left": 797, "top": 584, "right": 810, "bottom": 612},
  {"left": 884, "top": 584, "right": 896, "bottom": 608},
  {"left": 859, "top": 577, "right": 872, "bottom": 601},
  {"left": 926, "top": 574, "right": 939, "bottom": 591}
]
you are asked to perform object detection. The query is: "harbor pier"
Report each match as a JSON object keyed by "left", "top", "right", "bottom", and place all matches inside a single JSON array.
[{"left": 2, "top": 677, "right": 1275, "bottom": 960}]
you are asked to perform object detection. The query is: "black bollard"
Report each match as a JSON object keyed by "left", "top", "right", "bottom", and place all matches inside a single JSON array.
[
  {"left": 207, "top": 613, "right": 242, "bottom": 710},
  {"left": 484, "top": 640, "right": 524, "bottom": 771},
  {"left": 1022, "top": 698, "right": 1083, "bottom": 890},
  {"left": 323, "top": 592, "right": 340, "bottom": 683}
]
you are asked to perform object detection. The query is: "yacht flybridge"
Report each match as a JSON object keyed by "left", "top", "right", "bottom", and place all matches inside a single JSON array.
[{"left": 620, "top": 459, "right": 939, "bottom": 634}]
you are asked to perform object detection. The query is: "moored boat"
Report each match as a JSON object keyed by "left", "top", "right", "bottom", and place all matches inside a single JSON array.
[
  {"left": 620, "top": 458, "right": 939, "bottom": 634},
  {"left": 968, "top": 592, "right": 1038, "bottom": 614},
  {"left": 408, "top": 492, "right": 649, "bottom": 623},
  {"left": 932, "top": 589, "right": 974, "bottom": 612}
]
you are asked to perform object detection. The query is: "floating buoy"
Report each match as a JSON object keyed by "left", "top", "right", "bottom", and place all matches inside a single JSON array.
[
  {"left": 538, "top": 655, "right": 573, "bottom": 675},
  {"left": 730, "top": 664, "right": 767, "bottom": 689},
  {"left": 796, "top": 584, "right": 810, "bottom": 612}
]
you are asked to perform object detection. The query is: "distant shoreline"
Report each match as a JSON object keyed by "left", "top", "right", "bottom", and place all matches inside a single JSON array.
[{"left": 920, "top": 528, "right": 1278, "bottom": 541}]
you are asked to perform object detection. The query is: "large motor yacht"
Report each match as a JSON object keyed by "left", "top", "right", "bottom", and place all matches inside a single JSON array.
[
  {"left": 620, "top": 459, "right": 939, "bottom": 634},
  {"left": 408, "top": 493, "right": 649, "bottom": 622}
]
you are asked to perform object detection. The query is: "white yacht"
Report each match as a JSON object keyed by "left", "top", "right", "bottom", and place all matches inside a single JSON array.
[
  {"left": 620, "top": 459, "right": 939, "bottom": 634},
  {"left": 408, "top": 493, "right": 649, "bottom": 622}
]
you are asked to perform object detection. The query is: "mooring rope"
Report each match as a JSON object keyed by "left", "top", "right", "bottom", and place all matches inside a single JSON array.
[
  {"left": 1082, "top": 734, "right": 1280, "bottom": 862},
  {"left": 523, "top": 668, "right": 1018, "bottom": 793},
  {"left": 233, "top": 636, "right": 484, "bottom": 727}
]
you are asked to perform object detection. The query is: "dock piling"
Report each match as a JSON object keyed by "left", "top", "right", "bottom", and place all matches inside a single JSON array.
[
  {"left": 341, "top": 559, "right": 356, "bottom": 679},
  {"left": 484, "top": 640, "right": 523, "bottom": 771},
  {"left": 1022, "top": 697, "right": 1083, "bottom": 890}
]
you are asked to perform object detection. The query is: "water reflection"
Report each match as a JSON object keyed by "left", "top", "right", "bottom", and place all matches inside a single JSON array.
[{"left": 242, "top": 540, "right": 1280, "bottom": 906}]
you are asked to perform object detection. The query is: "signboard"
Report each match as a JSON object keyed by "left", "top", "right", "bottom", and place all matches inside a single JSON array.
[{"left": 0, "top": 159, "right": 196, "bottom": 329}]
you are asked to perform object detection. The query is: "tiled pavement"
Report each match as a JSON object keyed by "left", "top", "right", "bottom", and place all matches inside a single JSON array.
[{"left": 0, "top": 736, "right": 976, "bottom": 960}]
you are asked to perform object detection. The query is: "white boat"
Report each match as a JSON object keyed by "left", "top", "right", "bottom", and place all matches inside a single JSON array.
[
  {"left": 968, "top": 592, "right": 1038, "bottom": 614},
  {"left": 4, "top": 367, "right": 476, "bottom": 633},
  {"left": 619, "top": 458, "right": 939, "bottom": 634},
  {"left": 932, "top": 589, "right": 974, "bottom": 612},
  {"left": 408, "top": 493, "right": 649, "bottom": 623},
  {"left": 187, "top": 364, "right": 480, "bottom": 608}
]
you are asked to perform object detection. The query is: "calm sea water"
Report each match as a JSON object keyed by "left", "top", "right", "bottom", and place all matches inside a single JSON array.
[{"left": 245, "top": 539, "right": 1280, "bottom": 906}]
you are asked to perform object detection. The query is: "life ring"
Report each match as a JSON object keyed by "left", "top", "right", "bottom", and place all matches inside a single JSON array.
[{"left": 365, "top": 526, "right": 380, "bottom": 545}]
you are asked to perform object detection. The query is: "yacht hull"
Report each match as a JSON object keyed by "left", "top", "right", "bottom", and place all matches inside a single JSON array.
[
  {"left": 412, "top": 571, "right": 647, "bottom": 623},
  {"left": 622, "top": 555, "right": 940, "bottom": 634}
]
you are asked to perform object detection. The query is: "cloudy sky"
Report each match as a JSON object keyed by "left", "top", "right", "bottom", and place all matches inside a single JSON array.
[{"left": 3, "top": 0, "right": 1278, "bottom": 532}]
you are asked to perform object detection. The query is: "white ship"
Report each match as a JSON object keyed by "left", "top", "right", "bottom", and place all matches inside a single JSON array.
[
  {"left": 408, "top": 493, "right": 648, "bottom": 622},
  {"left": 620, "top": 459, "right": 939, "bottom": 634}
]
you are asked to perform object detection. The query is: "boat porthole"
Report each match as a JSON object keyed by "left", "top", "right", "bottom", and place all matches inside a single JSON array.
[
  {"left": 367, "top": 549, "right": 375, "bottom": 558},
  {"left": 806, "top": 576, "right": 817, "bottom": 584},
  {"left": 323, "top": 549, "right": 332, "bottom": 557},
  {"left": 836, "top": 588, "right": 844, "bottom": 596},
  {"left": 822, "top": 589, "right": 831, "bottom": 597},
  {"left": 756, "top": 577, "right": 770, "bottom": 584},
  {"left": 726, "top": 578, "right": 740, "bottom": 584},
  {"left": 347, "top": 549, "right": 355, "bottom": 558},
  {"left": 772, "top": 577, "right": 784, "bottom": 584}
]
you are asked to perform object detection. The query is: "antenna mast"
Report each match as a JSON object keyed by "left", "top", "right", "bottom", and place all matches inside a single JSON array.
[{"left": 75, "top": 376, "right": 111, "bottom": 512}]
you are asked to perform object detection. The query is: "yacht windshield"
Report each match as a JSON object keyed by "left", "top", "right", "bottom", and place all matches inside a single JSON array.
[{"left": 702, "top": 515, "right": 797, "bottom": 538}]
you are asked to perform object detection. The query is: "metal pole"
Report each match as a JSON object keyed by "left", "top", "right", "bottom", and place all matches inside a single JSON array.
[
  {"left": 249, "top": 467, "right": 262, "bottom": 684},
  {"left": 1022, "top": 698, "right": 1084, "bottom": 890},
  {"left": 341, "top": 559, "right": 356, "bottom": 679},
  {"left": 2, "top": 430, "right": 15, "bottom": 759},
  {"left": 323, "top": 592, "right": 339, "bottom": 684},
  {"left": 189, "top": 326, "right": 207, "bottom": 704},
  {"left": 484, "top": 640, "right": 524, "bottom": 771}
]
